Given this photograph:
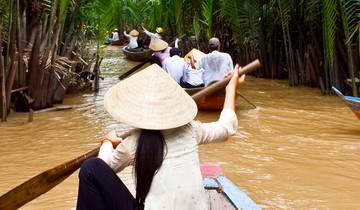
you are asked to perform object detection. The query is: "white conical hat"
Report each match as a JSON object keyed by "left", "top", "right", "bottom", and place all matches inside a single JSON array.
[
  {"left": 129, "top": 29, "right": 139, "bottom": 37},
  {"left": 104, "top": 64, "right": 198, "bottom": 130},
  {"left": 149, "top": 39, "right": 168, "bottom": 51},
  {"left": 184, "top": 48, "right": 205, "bottom": 63}
]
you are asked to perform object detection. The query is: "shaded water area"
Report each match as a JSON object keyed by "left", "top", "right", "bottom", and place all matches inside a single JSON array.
[{"left": 0, "top": 45, "right": 359, "bottom": 209}]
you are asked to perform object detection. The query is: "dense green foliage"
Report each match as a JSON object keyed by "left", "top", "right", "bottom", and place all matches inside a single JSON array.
[{"left": 93, "top": 0, "right": 360, "bottom": 95}]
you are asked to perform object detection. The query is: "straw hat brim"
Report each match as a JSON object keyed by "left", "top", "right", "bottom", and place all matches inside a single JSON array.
[
  {"left": 149, "top": 39, "right": 168, "bottom": 51},
  {"left": 129, "top": 30, "right": 139, "bottom": 37},
  {"left": 104, "top": 64, "right": 197, "bottom": 130}
]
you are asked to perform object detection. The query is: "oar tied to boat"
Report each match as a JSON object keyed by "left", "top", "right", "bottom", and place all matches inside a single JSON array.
[{"left": 0, "top": 59, "right": 261, "bottom": 210}]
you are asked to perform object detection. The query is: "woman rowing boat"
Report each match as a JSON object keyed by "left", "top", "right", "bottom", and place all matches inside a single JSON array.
[
  {"left": 123, "top": 29, "right": 139, "bottom": 49},
  {"left": 76, "top": 63, "right": 245, "bottom": 210}
]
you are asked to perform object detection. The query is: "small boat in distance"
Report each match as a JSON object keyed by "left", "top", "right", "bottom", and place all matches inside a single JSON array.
[
  {"left": 122, "top": 47, "right": 153, "bottom": 61},
  {"left": 332, "top": 87, "right": 360, "bottom": 120}
]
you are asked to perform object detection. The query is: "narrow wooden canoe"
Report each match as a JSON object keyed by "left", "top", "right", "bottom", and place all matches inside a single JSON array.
[
  {"left": 185, "top": 87, "right": 225, "bottom": 110},
  {"left": 332, "top": 87, "right": 360, "bottom": 120},
  {"left": 122, "top": 47, "right": 153, "bottom": 61},
  {"left": 203, "top": 176, "right": 261, "bottom": 210}
]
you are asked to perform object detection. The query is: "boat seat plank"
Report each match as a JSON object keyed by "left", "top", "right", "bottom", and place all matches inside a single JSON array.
[
  {"left": 203, "top": 177, "right": 219, "bottom": 189},
  {"left": 206, "top": 189, "right": 237, "bottom": 210},
  {"left": 216, "top": 176, "right": 261, "bottom": 210}
]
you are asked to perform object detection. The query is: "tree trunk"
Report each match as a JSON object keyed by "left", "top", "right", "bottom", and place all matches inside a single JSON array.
[
  {"left": 0, "top": 33, "right": 7, "bottom": 122},
  {"left": 6, "top": 52, "right": 18, "bottom": 111}
]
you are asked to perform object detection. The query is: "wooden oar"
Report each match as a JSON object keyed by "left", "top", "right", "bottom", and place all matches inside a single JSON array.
[
  {"left": 0, "top": 59, "right": 261, "bottom": 210},
  {"left": 192, "top": 59, "right": 261, "bottom": 101},
  {"left": 118, "top": 57, "right": 152, "bottom": 80}
]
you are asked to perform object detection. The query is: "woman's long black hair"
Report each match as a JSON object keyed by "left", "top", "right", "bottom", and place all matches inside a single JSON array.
[{"left": 134, "top": 129, "right": 166, "bottom": 207}]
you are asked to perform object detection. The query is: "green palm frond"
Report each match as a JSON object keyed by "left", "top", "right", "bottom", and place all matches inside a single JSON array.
[
  {"left": 341, "top": 0, "right": 360, "bottom": 43},
  {"left": 322, "top": 0, "right": 337, "bottom": 89},
  {"left": 339, "top": 0, "right": 360, "bottom": 96},
  {"left": 201, "top": 0, "right": 214, "bottom": 39},
  {"left": 172, "top": 0, "right": 183, "bottom": 35},
  {"left": 302, "top": 0, "right": 322, "bottom": 25},
  {"left": 220, "top": 0, "right": 242, "bottom": 44},
  {"left": 0, "top": 0, "right": 9, "bottom": 41},
  {"left": 193, "top": 15, "right": 201, "bottom": 48},
  {"left": 239, "top": 0, "right": 261, "bottom": 46}
]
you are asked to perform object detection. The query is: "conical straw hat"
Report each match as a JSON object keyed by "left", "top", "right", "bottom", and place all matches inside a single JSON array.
[
  {"left": 156, "top": 27, "right": 164, "bottom": 33},
  {"left": 129, "top": 29, "right": 139, "bottom": 37},
  {"left": 149, "top": 39, "right": 168, "bottom": 51},
  {"left": 184, "top": 48, "right": 206, "bottom": 63},
  {"left": 104, "top": 64, "right": 198, "bottom": 130}
]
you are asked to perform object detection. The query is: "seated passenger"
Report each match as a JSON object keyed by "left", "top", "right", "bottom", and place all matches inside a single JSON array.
[
  {"left": 192, "top": 37, "right": 234, "bottom": 86},
  {"left": 123, "top": 29, "right": 139, "bottom": 49},
  {"left": 112, "top": 28, "right": 120, "bottom": 42},
  {"left": 162, "top": 48, "right": 186, "bottom": 84},
  {"left": 181, "top": 55, "right": 204, "bottom": 88},
  {"left": 149, "top": 39, "right": 171, "bottom": 67}
]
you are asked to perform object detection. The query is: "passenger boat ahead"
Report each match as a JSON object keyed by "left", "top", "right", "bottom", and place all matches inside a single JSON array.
[
  {"left": 185, "top": 87, "right": 225, "bottom": 111},
  {"left": 332, "top": 87, "right": 360, "bottom": 120},
  {"left": 122, "top": 47, "right": 153, "bottom": 62}
]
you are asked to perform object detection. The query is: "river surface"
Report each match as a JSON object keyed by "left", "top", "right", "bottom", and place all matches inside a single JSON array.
[{"left": 0, "top": 45, "right": 359, "bottom": 209}]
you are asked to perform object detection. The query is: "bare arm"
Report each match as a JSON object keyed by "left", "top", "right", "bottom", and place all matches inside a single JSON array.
[
  {"left": 195, "top": 64, "right": 244, "bottom": 145},
  {"left": 123, "top": 31, "right": 130, "bottom": 37},
  {"left": 224, "top": 64, "right": 245, "bottom": 110},
  {"left": 185, "top": 53, "right": 196, "bottom": 69}
]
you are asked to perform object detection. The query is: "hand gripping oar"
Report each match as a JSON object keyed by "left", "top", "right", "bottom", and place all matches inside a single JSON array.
[
  {"left": 191, "top": 59, "right": 261, "bottom": 101},
  {"left": 0, "top": 59, "right": 261, "bottom": 210}
]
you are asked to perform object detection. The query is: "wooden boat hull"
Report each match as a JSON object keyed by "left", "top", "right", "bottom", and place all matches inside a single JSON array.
[
  {"left": 332, "top": 87, "right": 360, "bottom": 120},
  {"left": 111, "top": 40, "right": 125, "bottom": 45},
  {"left": 185, "top": 87, "right": 225, "bottom": 110},
  {"left": 122, "top": 47, "right": 153, "bottom": 61},
  {"left": 203, "top": 176, "right": 260, "bottom": 210},
  {"left": 343, "top": 96, "right": 360, "bottom": 120}
]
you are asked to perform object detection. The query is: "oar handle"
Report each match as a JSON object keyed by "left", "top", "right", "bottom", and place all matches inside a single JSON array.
[
  {"left": 192, "top": 59, "right": 261, "bottom": 102},
  {"left": 0, "top": 129, "right": 135, "bottom": 210}
]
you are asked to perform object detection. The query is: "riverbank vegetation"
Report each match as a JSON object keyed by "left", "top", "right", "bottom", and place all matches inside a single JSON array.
[
  {"left": 1, "top": 0, "right": 360, "bottom": 121},
  {"left": 98, "top": 0, "right": 359, "bottom": 96},
  {"left": 0, "top": 0, "right": 101, "bottom": 121}
]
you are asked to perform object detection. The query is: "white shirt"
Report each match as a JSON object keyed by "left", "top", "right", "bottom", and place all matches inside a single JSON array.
[
  {"left": 162, "top": 55, "right": 187, "bottom": 83},
  {"left": 144, "top": 29, "right": 161, "bottom": 40},
  {"left": 182, "top": 65, "right": 204, "bottom": 86},
  {"left": 112, "top": 32, "right": 119, "bottom": 41},
  {"left": 123, "top": 32, "right": 138, "bottom": 49},
  {"left": 98, "top": 109, "right": 238, "bottom": 210},
  {"left": 196, "top": 50, "right": 233, "bottom": 86}
]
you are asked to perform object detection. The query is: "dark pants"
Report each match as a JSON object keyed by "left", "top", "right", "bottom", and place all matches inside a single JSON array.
[
  {"left": 180, "top": 78, "right": 205, "bottom": 88},
  {"left": 76, "top": 158, "right": 142, "bottom": 210}
]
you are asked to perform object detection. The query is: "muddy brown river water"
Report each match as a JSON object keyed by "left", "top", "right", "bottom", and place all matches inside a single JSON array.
[{"left": 0, "top": 46, "right": 359, "bottom": 209}]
